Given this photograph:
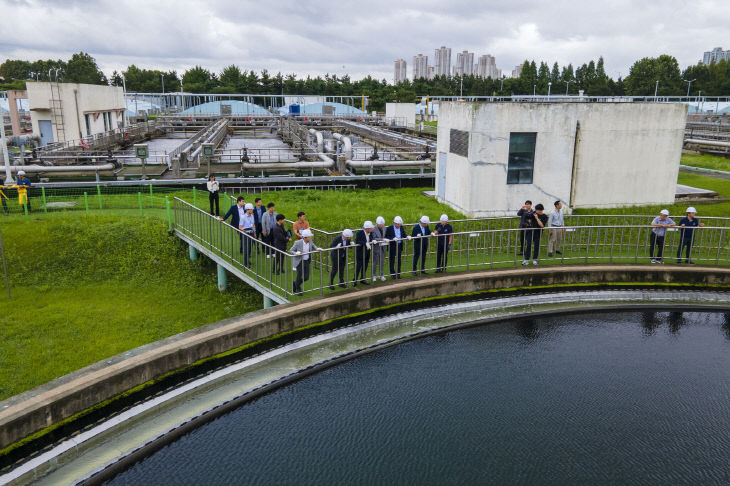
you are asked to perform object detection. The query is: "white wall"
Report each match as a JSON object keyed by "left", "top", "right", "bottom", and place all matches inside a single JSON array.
[
  {"left": 27, "top": 82, "right": 125, "bottom": 144},
  {"left": 385, "top": 103, "right": 416, "bottom": 126},
  {"left": 436, "top": 102, "right": 686, "bottom": 217}
]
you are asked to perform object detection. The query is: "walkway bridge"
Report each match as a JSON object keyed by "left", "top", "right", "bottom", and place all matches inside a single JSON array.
[{"left": 172, "top": 197, "right": 730, "bottom": 306}]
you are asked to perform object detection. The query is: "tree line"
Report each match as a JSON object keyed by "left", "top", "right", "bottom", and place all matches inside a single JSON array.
[{"left": 1, "top": 52, "right": 729, "bottom": 111}]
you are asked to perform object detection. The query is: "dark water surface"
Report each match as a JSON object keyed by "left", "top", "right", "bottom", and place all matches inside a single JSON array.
[{"left": 107, "top": 311, "right": 730, "bottom": 485}]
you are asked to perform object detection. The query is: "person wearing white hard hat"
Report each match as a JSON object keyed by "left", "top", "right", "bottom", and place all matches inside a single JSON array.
[
  {"left": 677, "top": 207, "right": 704, "bottom": 264},
  {"left": 329, "top": 229, "right": 353, "bottom": 289},
  {"left": 433, "top": 214, "right": 453, "bottom": 273},
  {"left": 649, "top": 209, "right": 676, "bottom": 264},
  {"left": 290, "top": 228, "right": 319, "bottom": 295},
  {"left": 354, "top": 221, "right": 374, "bottom": 285},
  {"left": 371, "top": 216, "right": 387, "bottom": 282},
  {"left": 240, "top": 203, "right": 257, "bottom": 267},
  {"left": 411, "top": 215, "right": 432, "bottom": 275},
  {"left": 15, "top": 170, "right": 32, "bottom": 212},
  {"left": 220, "top": 196, "right": 247, "bottom": 253},
  {"left": 385, "top": 216, "right": 405, "bottom": 279}
]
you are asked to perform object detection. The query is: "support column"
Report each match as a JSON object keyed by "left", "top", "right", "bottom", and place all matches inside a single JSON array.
[
  {"left": 263, "top": 295, "right": 276, "bottom": 308},
  {"left": 217, "top": 264, "right": 227, "bottom": 292},
  {"left": 189, "top": 244, "right": 198, "bottom": 260}
]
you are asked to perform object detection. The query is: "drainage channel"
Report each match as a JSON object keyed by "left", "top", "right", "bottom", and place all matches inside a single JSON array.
[{"left": 3, "top": 289, "right": 729, "bottom": 486}]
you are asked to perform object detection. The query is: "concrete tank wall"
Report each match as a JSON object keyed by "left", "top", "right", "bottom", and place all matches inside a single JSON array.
[
  {"left": 436, "top": 102, "right": 687, "bottom": 217},
  {"left": 385, "top": 103, "right": 416, "bottom": 125}
]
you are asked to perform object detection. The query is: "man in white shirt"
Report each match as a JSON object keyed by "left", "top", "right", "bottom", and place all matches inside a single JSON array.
[
  {"left": 206, "top": 175, "right": 220, "bottom": 216},
  {"left": 240, "top": 203, "right": 256, "bottom": 267},
  {"left": 547, "top": 200, "right": 565, "bottom": 257}
]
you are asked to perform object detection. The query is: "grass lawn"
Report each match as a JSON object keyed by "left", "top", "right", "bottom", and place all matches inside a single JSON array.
[{"left": 681, "top": 153, "right": 730, "bottom": 172}]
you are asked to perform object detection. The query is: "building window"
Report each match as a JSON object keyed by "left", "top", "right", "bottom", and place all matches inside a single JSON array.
[
  {"left": 103, "top": 112, "right": 109, "bottom": 132},
  {"left": 506, "top": 132, "right": 536, "bottom": 184},
  {"left": 84, "top": 114, "right": 91, "bottom": 136}
]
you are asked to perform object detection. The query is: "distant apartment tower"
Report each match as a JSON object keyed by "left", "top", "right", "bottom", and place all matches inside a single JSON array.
[
  {"left": 477, "top": 54, "right": 501, "bottom": 79},
  {"left": 454, "top": 51, "right": 475, "bottom": 76},
  {"left": 427, "top": 66, "right": 435, "bottom": 80},
  {"left": 511, "top": 64, "right": 523, "bottom": 78},
  {"left": 394, "top": 59, "right": 407, "bottom": 84},
  {"left": 434, "top": 46, "right": 452, "bottom": 77},
  {"left": 703, "top": 47, "right": 730, "bottom": 64},
  {"left": 412, "top": 54, "right": 429, "bottom": 79}
]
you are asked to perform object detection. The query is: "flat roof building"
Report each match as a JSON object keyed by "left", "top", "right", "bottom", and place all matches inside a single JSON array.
[{"left": 435, "top": 101, "right": 687, "bottom": 216}]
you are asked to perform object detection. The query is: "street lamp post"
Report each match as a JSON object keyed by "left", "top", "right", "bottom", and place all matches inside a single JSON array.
[
  {"left": 565, "top": 79, "right": 574, "bottom": 95},
  {"left": 683, "top": 78, "right": 696, "bottom": 97},
  {"left": 121, "top": 73, "right": 128, "bottom": 127},
  {"left": 654, "top": 80, "right": 659, "bottom": 97},
  {"left": 533, "top": 84, "right": 536, "bottom": 96},
  {"left": 161, "top": 74, "right": 165, "bottom": 94},
  {"left": 548, "top": 82, "right": 552, "bottom": 97},
  {"left": 500, "top": 75, "right": 505, "bottom": 91}
]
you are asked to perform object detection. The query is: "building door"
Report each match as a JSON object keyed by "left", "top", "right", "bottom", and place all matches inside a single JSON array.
[
  {"left": 437, "top": 152, "right": 447, "bottom": 198},
  {"left": 38, "top": 120, "right": 54, "bottom": 146}
]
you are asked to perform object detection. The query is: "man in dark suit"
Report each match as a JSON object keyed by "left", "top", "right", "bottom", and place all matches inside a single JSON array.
[
  {"left": 219, "top": 196, "right": 246, "bottom": 253},
  {"left": 253, "top": 197, "right": 266, "bottom": 252},
  {"left": 269, "top": 213, "right": 291, "bottom": 274},
  {"left": 354, "top": 221, "right": 374, "bottom": 285},
  {"left": 385, "top": 216, "right": 405, "bottom": 279},
  {"left": 411, "top": 215, "right": 431, "bottom": 275},
  {"left": 329, "top": 229, "right": 353, "bottom": 289}
]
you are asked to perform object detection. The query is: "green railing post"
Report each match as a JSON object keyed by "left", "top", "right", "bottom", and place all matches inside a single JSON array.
[
  {"left": 41, "top": 187, "right": 47, "bottom": 212},
  {"left": 138, "top": 192, "right": 143, "bottom": 215},
  {"left": 83, "top": 192, "right": 89, "bottom": 215},
  {"left": 149, "top": 184, "right": 154, "bottom": 208},
  {"left": 97, "top": 185, "right": 103, "bottom": 209},
  {"left": 166, "top": 197, "right": 172, "bottom": 232},
  {"left": 23, "top": 202, "right": 28, "bottom": 216},
  {"left": 193, "top": 187, "right": 197, "bottom": 208}
]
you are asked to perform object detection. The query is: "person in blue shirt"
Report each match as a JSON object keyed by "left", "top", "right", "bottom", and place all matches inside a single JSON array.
[
  {"left": 239, "top": 203, "right": 257, "bottom": 267},
  {"left": 385, "top": 216, "right": 405, "bottom": 279},
  {"left": 433, "top": 214, "right": 454, "bottom": 273},
  {"left": 15, "top": 170, "right": 32, "bottom": 212},
  {"left": 411, "top": 215, "right": 432, "bottom": 275},
  {"left": 677, "top": 207, "right": 704, "bottom": 264}
]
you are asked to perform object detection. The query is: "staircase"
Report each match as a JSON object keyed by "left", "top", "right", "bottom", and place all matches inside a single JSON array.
[{"left": 49, "top": 82, "right": 66, "bottom": 142}]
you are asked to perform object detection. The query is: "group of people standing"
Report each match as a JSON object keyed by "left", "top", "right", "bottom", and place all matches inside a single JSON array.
[{"left": 517, "top": 199, "right": 565, "bottom": 265}]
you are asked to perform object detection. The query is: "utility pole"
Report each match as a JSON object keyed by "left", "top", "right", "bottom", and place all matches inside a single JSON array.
[
  {"left": 533, "top": 84, "right": 536, "bottom": 96},
  {"left": 161, "top": 74, "right": 165, "bottom": 94},
  {"left": 654, "top": 80, "right": 659, "bottom": 97},
  {"left": 121, "top": 73, "right": 129, "bottom": 127}
]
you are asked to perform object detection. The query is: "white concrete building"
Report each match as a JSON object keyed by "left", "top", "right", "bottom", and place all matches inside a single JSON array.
[
  {"left": 27, "top": 82, "right": 126, "bottom": 146},
  {"left": 394, "top": 59, "right": 407, "bottom": 84},
  {"left": 434, "top": 46, "right": 452, "bottom": 77},
  {"left": 385, "top": 103, "right": 416, "bottom": 126},
  {"left": 412, "top": 54, "right": 429, "bottom": 80},
  {"left": 435, "top": 102, "right": 687, "bottom": 216}
]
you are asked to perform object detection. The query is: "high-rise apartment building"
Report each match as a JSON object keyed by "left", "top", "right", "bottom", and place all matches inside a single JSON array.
[
  {"left": 511, "top": 64, "right": 523, "bottom": 78},
  {"left": 455, "top": 51, "right": 475, "bottom": 76},
  {"left": 476, "top": 54, "right": 500, "bottom": 79},
  {"left": 427, "top": 66, "right": 435, "bottom": 80},
  {"left": 394, "top": 59, "right": 407, "bottom": 84},
  {"left": 412, "top": 54, "right": 429, "bottom": 79},
  {"left": 703, "top": 47, "right": 730, "bottom": 64},
  {"left": 433, "top": 46, "right": 452, "bottom": 77}
]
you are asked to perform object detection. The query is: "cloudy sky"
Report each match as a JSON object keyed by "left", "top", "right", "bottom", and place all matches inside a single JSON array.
[{"left": 2, "top": 0, "right": 728, "bottom": 81}]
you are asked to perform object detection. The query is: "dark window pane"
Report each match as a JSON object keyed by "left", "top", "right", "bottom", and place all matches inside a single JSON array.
[{"left": 507, "top": 132, "right": 536, "bottom": 184}]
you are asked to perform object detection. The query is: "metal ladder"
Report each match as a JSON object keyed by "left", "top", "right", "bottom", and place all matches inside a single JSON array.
[{"left": 49, "top": 82, "right": 66, "bottom": 142}]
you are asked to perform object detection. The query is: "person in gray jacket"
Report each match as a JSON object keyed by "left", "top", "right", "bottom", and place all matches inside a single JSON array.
[
  {"left": 290, "top": 228, "right": 319, "bottom": 295},
  {"left": 371, "top": 216, "right": 387, "bottom": 282},
  {"left": 261, "top": 202, "right": 278, "bottom": 257}
]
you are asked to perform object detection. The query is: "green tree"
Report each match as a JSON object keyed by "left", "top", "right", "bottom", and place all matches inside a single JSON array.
[
  {"left": 182, "top": 66, "right": 216, "bottom": 92},
  {"left": 64, "top": 52, "right": 107, "bottom": 84},
  {"left": 625, "top": 55, "right": 682, "bottom": 96}
]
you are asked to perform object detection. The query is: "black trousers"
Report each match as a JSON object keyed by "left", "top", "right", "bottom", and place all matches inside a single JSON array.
[
  {"left": 389, "top": 243, "right": 403, "bottom": 277},
  {"left": 650, "top": 233, "right": 665, "bottom": 260},
  {"left": 330, "top": 257, "right": 347, "bottom": 285},
  {"left": 523, "top": 229, "right": 542, "bottom": 260},
  {"left": 412, "top": 241, "right": 428, "bottom": 273},
  {"left": 677, "top": 238, "right": 693, "bottom": 261},
  {"left": 355, "top": 251, "right": 370, "bottom": 282},
  {"left": 294, "top": 259, "right": 310, "bottom": 293},
  {"left": 436, "top": 243, "right": 450, "bottom": 270},
  {"left": 209, "top": 191, "right": 219, "bottom": 216},
  {"left": 242, "top": 230, "right": 254, "bottom": 266},
  {"left": 272, "top": 247, "right": 285, "bottom": 273},
  {"left": 255, "top": 223, "right": 263, "bottom": 252}
]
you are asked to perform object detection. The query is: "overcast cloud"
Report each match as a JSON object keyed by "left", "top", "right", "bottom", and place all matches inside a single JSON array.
[{"left": 1, "top": 0, "right": 728, "bottom": 81}]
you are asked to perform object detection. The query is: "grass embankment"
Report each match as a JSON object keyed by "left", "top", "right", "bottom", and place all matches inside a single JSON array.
[
  {"left": 681, "top": 153, "right": 730, "bottom": 172},
  {"left": 0, "top": 213, "right": 259, "bottom": 401}
]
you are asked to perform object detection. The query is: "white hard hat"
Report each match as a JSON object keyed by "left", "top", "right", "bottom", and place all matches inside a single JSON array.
[
  {"left": 660, "top": 209, "right": 669, "bottom": 216},
  {"left": 376, "top": 216, "right": 385, "bottom": 225},
  {"left": 244, "top": 203, "right": 254, "bottom": 210},
  {"left": 17, "top": 170, "right": 26, "bottom": 176},
  {"left": 301, "top": 229, "right": 313, "bottom": 238},
  {"left": 394, "top": 216, "right": 403, "bottom": 224},
  {"left": 440, "top": 214, "right": 448, "bottom": 222},
  {"left": 342, "top": 229, "right": 353, "bottom": 238},
  {"left": 420, "top": 215, "right": 430, "bottom": 224},
  {"left": 686, "top": 207, "right": 697, "bottom": 213},
  {"left": 363, "top": 220, "right": 374, "bottom": 229}
]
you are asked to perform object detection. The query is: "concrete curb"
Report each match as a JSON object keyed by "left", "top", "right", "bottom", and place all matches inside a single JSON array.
[{"left": 2, "top": 265, "right": 730, "bottom": 452}]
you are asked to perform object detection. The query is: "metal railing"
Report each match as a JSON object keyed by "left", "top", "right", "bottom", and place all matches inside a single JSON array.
[{"left": 173, "top": 197, "right": 730, "bottom": 301}]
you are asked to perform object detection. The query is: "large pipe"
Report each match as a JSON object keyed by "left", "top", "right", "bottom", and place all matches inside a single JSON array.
[
  {"left": 0, "top": 164, "right": 115, "bottom": 173},
  {"left": 346, "top": 159, "right": 432, "bottom": 169},
  {"left": 684, "top": 138, "right": 730, "bottom": 148},
  {"left": 308, "top": 128, "right": 323, "bottom": 152},
  {"left": 332, "top": 132, "right": 353, "bottom": 159}
]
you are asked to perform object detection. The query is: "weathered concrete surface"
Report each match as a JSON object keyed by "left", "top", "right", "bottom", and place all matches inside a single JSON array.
[{"left": 2, "top": 265, "right": 730, "bottom": 451}]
